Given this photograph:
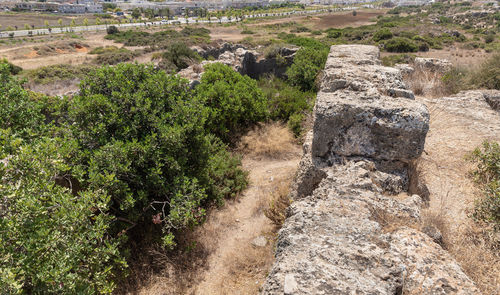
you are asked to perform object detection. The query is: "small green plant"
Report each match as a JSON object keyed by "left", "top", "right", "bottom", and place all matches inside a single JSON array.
[
  {"left": 384, "top": 37, "right": 418, "bottom": 53},
  {"left": 373, "top": 28, "right": 393, "bottom": 42},
  {"left": 241, "top": 29, "right": 255, "bottom": 34},
  {"left": 468, "top": 141, "right": 500, "bottom": 234}
]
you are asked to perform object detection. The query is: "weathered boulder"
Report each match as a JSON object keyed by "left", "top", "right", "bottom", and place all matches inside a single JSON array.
[
  {"left": 262, "top": 45, "right": 478, "bottom": 295},
  {"left": 312, "top": 91, "right": 429, "bottom": 161},
  {"left": 179, "top": 44, "right": 296, "bottom": 86},
  {"left": 313, "top": 45, "right": 429, "bottom": 161},
  {"left": 262, "top": 160, "right": 479, "bottom": 295},
  {"left": 482, "top": 90, "right": 500, "bottom": 112}
]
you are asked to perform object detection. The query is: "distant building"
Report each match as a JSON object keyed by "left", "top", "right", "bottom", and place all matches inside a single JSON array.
[{"left": 14, "top": 1, "right": 102, "bottom": 13}]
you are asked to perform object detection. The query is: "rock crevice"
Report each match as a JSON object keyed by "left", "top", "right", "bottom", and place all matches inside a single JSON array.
[{"left": 262, "top": 45, "right": 479, "bottom": 295}]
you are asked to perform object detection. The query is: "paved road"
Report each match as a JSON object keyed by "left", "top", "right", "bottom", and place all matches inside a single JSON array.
[{"left": 0, "top": 8, "right": 351, "bottom": 38}]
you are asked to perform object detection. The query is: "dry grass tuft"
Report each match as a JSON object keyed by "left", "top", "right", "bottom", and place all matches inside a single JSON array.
[
  {"left": 264, "top": 175, "right": 293, "bottom": 226},
  {"left": 214, "top": 241, "right": 275, "bottom": 294},
  {"left": 405, "top": 67, "right": 448, "bottom": 98},
  {"left": 239, "top": 121, "right": 297, "bottom": 160},
  {"left": 449, "top": 224, "right": 500, "bottom": 295}
]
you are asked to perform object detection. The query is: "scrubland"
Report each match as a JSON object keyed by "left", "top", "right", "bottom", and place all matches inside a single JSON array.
[{"left": 0, "top": 3, "right": 499, "bottom": 294}]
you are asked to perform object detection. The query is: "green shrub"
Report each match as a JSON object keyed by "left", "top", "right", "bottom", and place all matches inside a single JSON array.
[
  {"left": 441, "top": 67, "right": 468, "bottom": 94},
  {"left": 195, "top": 63, "right": 268, "bottom": 140},
  {"left": 70, "top": 63, "right": 248, "bottom": 249},
  {"left": 0, "top": 58, "right": 22, "bottom": 75},
  {"left": 106, "top": 25, "right": 119, "bottom": 35},
  {"left": 468, "top": 141, "right": 500, "bottom": 233},
  {"left": 484, "top": 34, "right": 495, "bottom": 44},
  {"left": 0, "top": 62, "right": 45, "bottom": 139},
  {"left": 241, "top": 29, "right": 255, "bottom": 34},
  {"left": 25, "top": 64, "right": 96, "bottom": 84},
  {"left": 286, "top": 47, "right": 328, "bottom": 91},
  {"left": 0, "top": 136, "right": 124, "bottom": 294},
  {"left": 259, "top": 77, "right": 313, "bottom": 121},
  {"left": 287, "top": 112, "right": 304, "bottom": 137},
  {"left": 160, "top": 42, "right": 201, "bottom": 72},
  {"left": 384, "top": 37, "right": 418, "bottom": 52},
  {"left": 373, "top": 28, "right": 393, "bottom": 42},
  {"left": 93, "top": 47, "right": 139, "bottom": 65},
  {"left": 291, "top": 25, "right": 310, "bottom": 33},
  {"left": 381, "top": 53, "right": 416, "bottom": 66}
]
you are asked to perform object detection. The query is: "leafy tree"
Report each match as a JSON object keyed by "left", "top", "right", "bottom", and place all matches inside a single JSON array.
[
  {"left": 132, "top": 8, "right": 141, "bottom": 19},
  {"left": 195, "top": 63, "right": 269, "bottom": 140}
]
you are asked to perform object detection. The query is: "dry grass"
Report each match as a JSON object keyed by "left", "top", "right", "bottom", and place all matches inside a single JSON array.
[
  {"left": 405, "top": 67, "right": 448, "bottom": 98},
  {"left": 448, "top": 224, "right": 500, "bottom": 295},
  {"left": 211, "top": 240, "right": 275, "bottom": 295},
  {"left": 239, "top": 121, "right": 297, "bottom": 160},
  {"left": 264, "top": 175, "right": 293, "bottom": 226}
]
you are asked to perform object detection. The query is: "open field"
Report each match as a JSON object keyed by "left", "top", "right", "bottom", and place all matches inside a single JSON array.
[{"left": 0, "top": 12, "right": 100, "bottom": 28}]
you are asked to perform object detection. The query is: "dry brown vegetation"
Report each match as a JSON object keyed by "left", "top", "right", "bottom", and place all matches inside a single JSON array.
[
  {"left": 238, "top": 121, "right": 297, "bottom": 160},
  {"left": 410, "top": 66, "right": 500, "bottom": 294},
  {"left": 405, "top": 67, "right": 449, "bottom": 98}
]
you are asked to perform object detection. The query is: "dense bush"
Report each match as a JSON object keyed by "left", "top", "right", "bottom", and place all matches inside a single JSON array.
[
  {"left": 105, "top": 28, "right": 210, "bottom": 48},
  {"left": 0, "top": 58, "right": 22, "bottom": 75},
  {"left": 468, "top": 141, "right": 500, "bottom": 234},
  {"left": 0, "top": 136, "right": 124, "bottom": 294},
  {"left": 381, "top": 53, "right": 416, "bottom": 66},
  {"left": 0, "top": 63, "right": 45, "bottom": 139},
  {"left": 286, "top": 47, "right": 328, "bottom": 91},
  {"left": 69, "top": 64, "right": 247, "bottom": 245},
  {"left": 159, "top": 42, "right": 201, "bottom": 72},
  {"left": 25, "top": 64, "right": 97, "bottom": 84},
  {"left": 195, "top": 63, "right": 268, "bottom": 140},
  {"left": 93, "top": 47, "right": 139, "bottom": 65},
  {"left": 259, "top": 77, "right": 314, "bottom": 137},
  {"left": 107, "top": 25, "right": 119, "bottom": 35},
  {"left": 373, "top": 28, "right": 393, "bottom": 42},
  {"left": 384, "top": 37, "right": 418, "bottom": 52},
  {"left": 0, "top": 61, "right": 253, "bottom": 292}
]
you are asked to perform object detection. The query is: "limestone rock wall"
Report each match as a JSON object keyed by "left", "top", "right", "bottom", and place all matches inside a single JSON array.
[{"left": 261, "top": 45, "right": 479, "bottom": 295}]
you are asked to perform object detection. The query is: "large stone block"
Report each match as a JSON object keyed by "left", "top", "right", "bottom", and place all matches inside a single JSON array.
[{"left": 312, "top": 90, "right": 429, "bottom": 161}]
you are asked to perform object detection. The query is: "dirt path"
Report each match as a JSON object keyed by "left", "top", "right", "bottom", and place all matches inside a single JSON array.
[
  {"left": 136, "top": 149, "right": 301, "bottom": 295},
  {"left": 191, "top": 157, "right": 300, "bottom": 294}
]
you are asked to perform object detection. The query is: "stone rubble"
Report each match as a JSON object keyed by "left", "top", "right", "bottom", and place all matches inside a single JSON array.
[
  {"left": 179, "top": 43, "right": 298, "bottom": 87},
  {"left": 261, "top": 45, "right": 479, "bottom": 295}
]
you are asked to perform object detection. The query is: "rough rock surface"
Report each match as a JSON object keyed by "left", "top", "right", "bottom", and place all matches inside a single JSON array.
[
  {"left": 261, "top": 45, "right": 478, "bottom": 295},
  {"left": 414, "top": 57, "right": 452, "bottom": 73},
  {"left": 313, "top": 45, "right": 428, "bottom": 161},
  {"left": 179, "top": 43, "right": 298, "bottom": 86}
]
